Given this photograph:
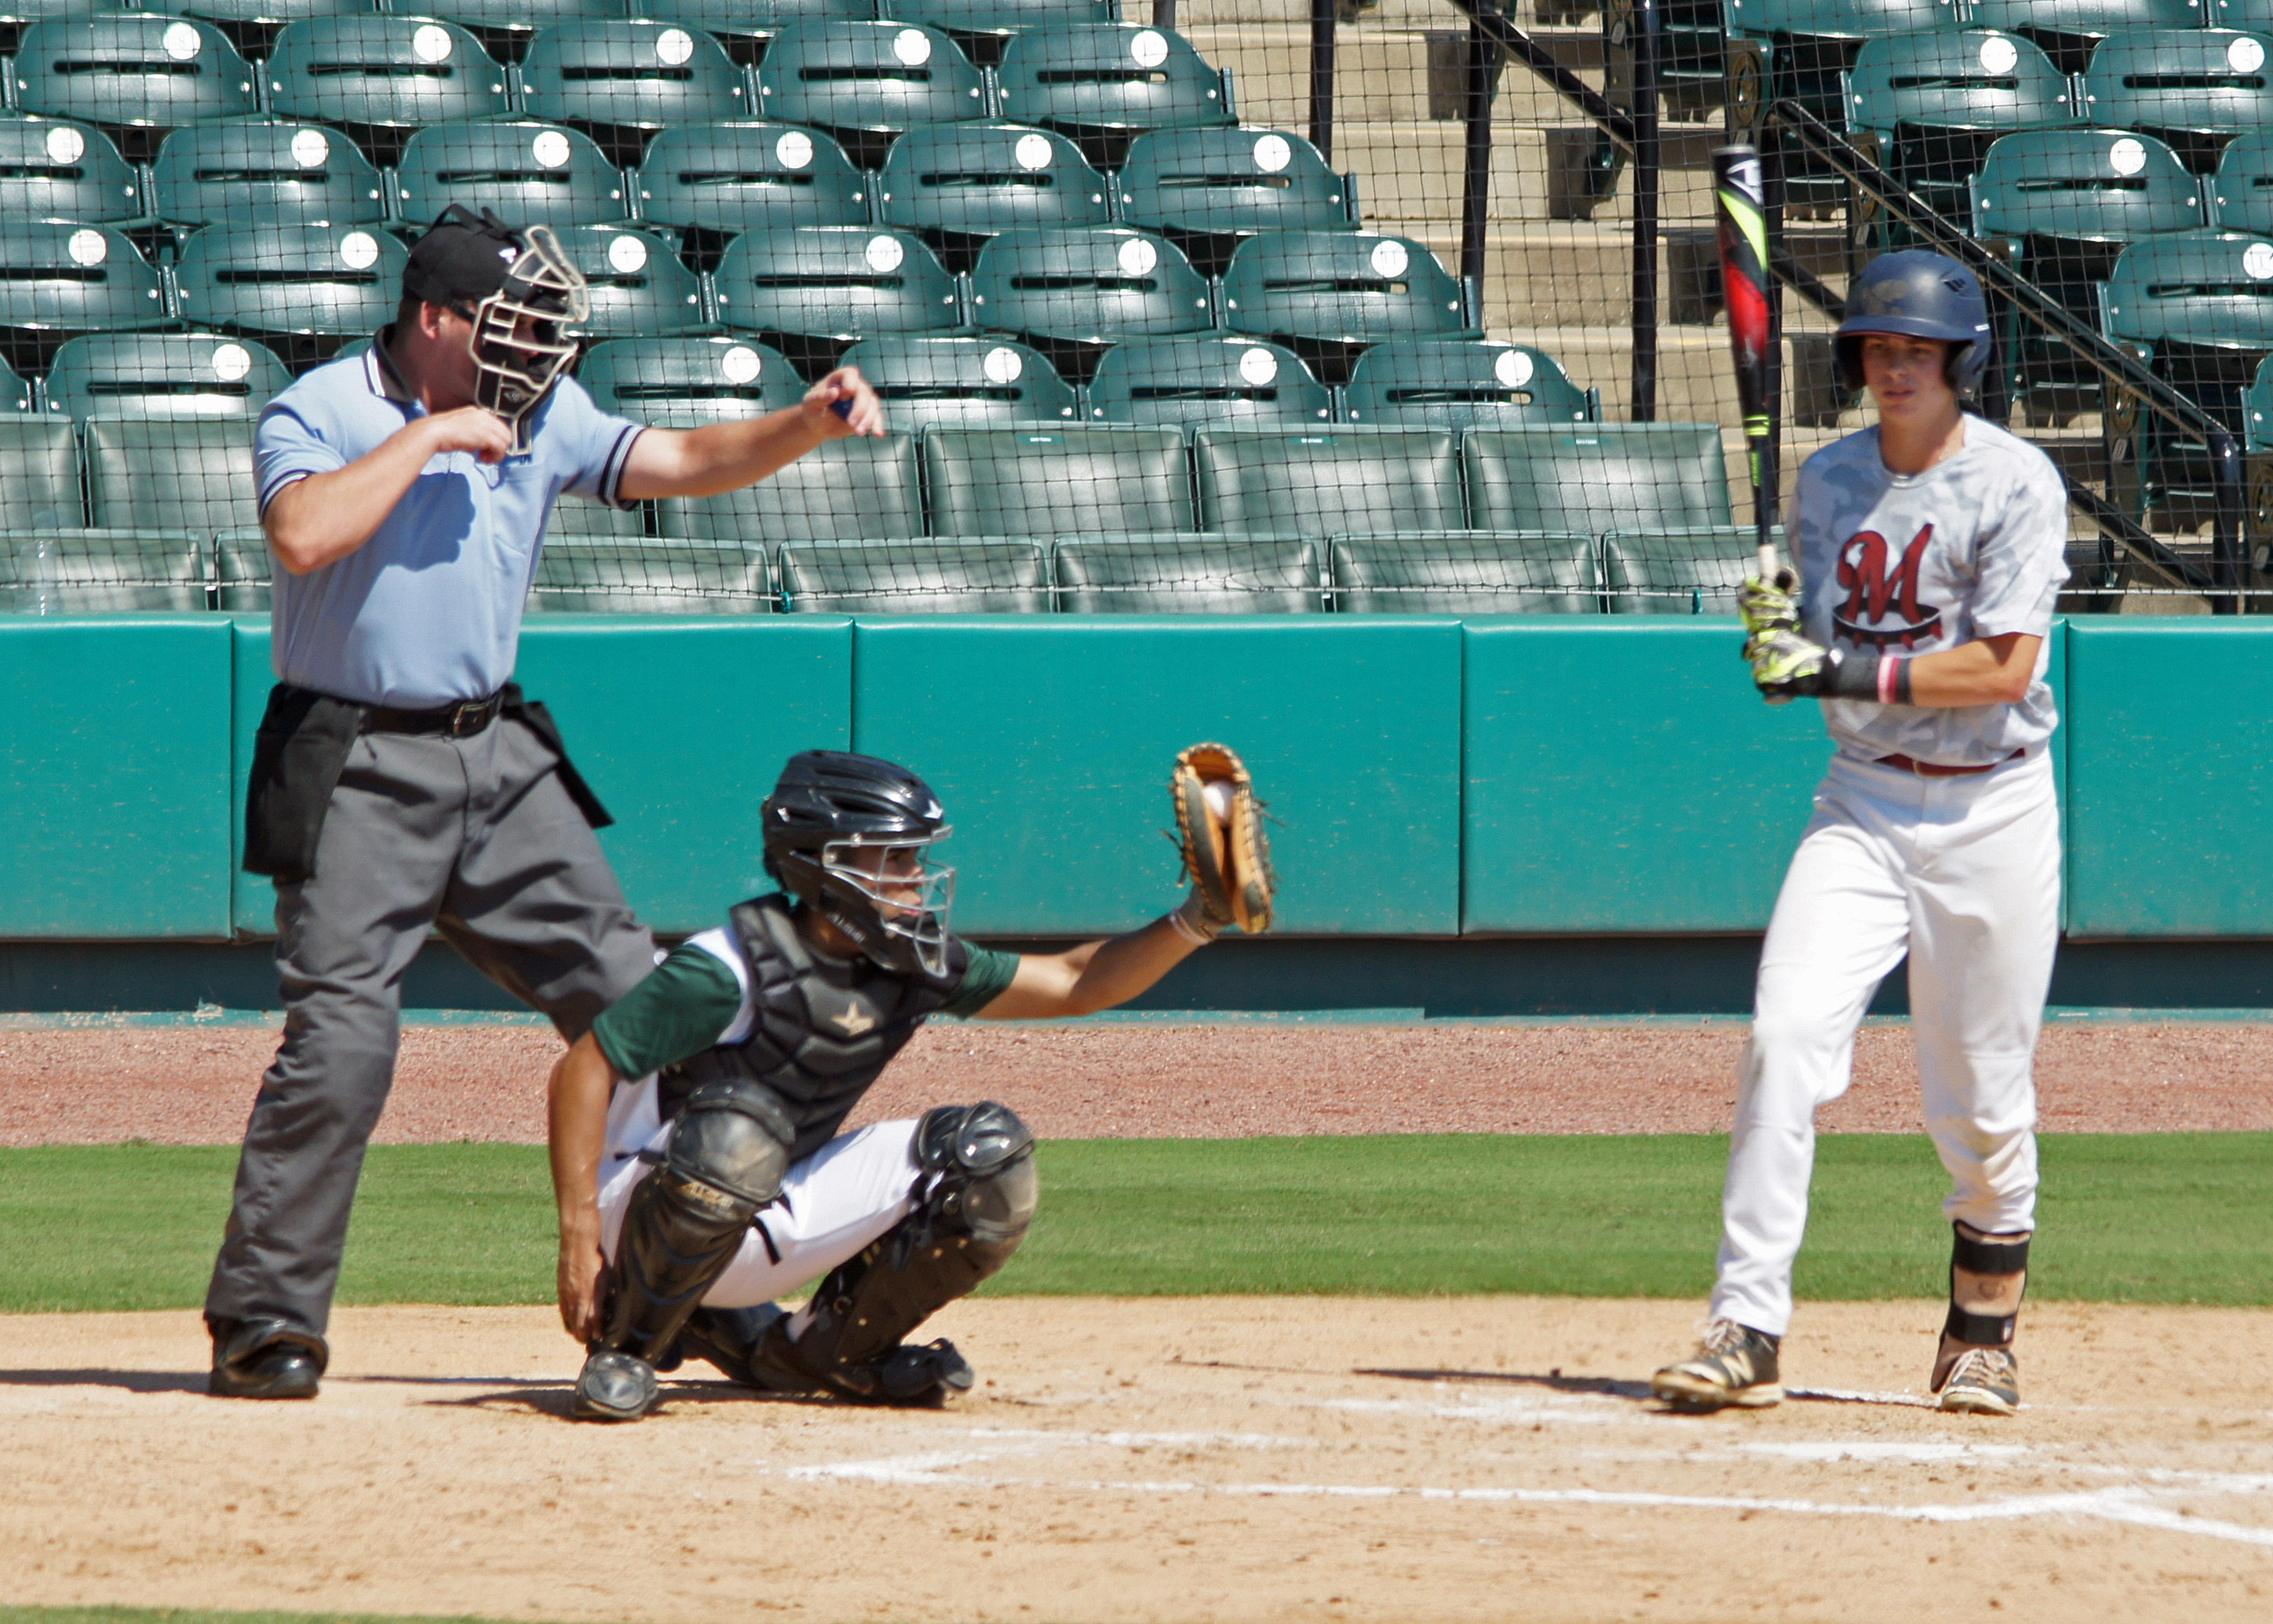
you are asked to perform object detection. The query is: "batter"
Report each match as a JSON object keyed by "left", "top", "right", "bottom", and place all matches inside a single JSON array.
[
  {"left": 1651, "top": 250, "right": 2070, "bottom": 1417},
  {"left": 549, "top": 748, "right": 1241, "bottom": 1421}
]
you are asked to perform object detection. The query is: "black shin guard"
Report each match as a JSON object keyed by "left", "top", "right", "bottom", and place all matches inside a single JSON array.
[
  {"left": 595, "top": 1081, "right": 794, "bottom": 1369},
  {"left": 769, "top": 1102, "right": 1038, "bottom": 1400},
  {"left": 1943, "top": 1224, "right": 2030, "bottom": 1348}
]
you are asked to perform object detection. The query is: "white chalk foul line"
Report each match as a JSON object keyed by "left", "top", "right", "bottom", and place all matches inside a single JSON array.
[{"left": 779, "top": 1441, "right": 2273, "bottom": 1553}]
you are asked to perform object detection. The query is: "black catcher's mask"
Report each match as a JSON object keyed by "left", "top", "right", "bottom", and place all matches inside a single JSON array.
[
  {"left": 762, "top": 750, "right": 956, "bottom": 978},
  {"left": 405, "top": 205, "right": 590, "bottom": 454}
]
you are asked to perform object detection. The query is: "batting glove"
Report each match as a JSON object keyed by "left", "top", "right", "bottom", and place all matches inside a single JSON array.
[{"left": 1736, "top": 569, "right": 1801, "bottom": 641}]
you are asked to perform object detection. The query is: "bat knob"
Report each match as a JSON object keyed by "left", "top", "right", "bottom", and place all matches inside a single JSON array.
[{"left": 830, "top": 397, "right": 855, "bottom": 422}]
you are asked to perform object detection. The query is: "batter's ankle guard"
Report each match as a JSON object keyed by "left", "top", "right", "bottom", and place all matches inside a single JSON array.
[{"left": 1943, "top": 1225, "right": 2030, "bottom": 1346}]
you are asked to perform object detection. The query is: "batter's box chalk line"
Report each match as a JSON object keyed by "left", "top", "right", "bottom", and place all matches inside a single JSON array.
[{"left": 768, "top": 1426, "right": 2273, "bottom": 1553}]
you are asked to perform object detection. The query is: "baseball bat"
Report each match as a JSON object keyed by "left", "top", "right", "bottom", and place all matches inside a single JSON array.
[{"left": 1711, "top": 144, "right": 1779, "bottom": 582}]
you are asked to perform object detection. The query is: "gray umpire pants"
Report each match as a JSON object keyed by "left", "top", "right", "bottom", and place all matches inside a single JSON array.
[{"left": 204, "top": 713, "right": 656, "bottom": 1339}]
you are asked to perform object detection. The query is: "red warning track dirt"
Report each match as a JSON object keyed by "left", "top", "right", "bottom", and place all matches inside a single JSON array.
[{"left": 2, "top": 1019, "right": 2269, "bottom": 1145}]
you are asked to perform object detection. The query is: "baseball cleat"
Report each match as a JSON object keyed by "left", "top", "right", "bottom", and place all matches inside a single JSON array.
[
  {"left": 1935, "top": 1346, "right": 2019, "bottom": 1417},
  {"left": 572, "top": 1348, "right": 660, "bottom": 1421},
  {"left": 1651, "top": 1319, "right": 1783, "bottom": 1411},
  {"left": 208, "top": 1319, "right": 326, "bottom": 1400}
]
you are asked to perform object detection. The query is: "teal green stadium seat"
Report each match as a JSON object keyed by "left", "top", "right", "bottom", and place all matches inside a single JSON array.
[
  {"left": 214, "top": 526, "right": 271, "bottom": 611},
  {"left": 13, "top": 18, "right": 257, "bottom": 146},
  {"left": 0, "top": 528, "right": 209, "bottom": 612},
  {"left": 1846, "top": 31, "right": 2080, "bottom": 224},
  {"left": 1085, "top": 335, "right": 1332, "bottom": 430},
  {"left": 1604, "top": 528, "right": 1786, "bottom": 615},
  {"left": 2213, "top": 131, "right": 2273, "bottom": 235},
  {"left": 1115, "top": 126, "right": 1355, "bottom": 250},
  {"left": 967, "top": 228, "right": 1212, "bottom": 368},
  {"left": 46, "top": 333, "right": 291, "bottom": 425},
  {"left": 266, "top": 18, "right": 507, "bottom": 165},
  {"left": 993, "top": 24, "right": 1232, "bottom": 169},
  {"left": 1343, "top": 341, "right": 1596, "bottom": 429},
  {"left": 637, "top": 122, "right": 871, "bottom": 237},
  {"left": 153, "top": 121, "right": 385, "bottom": 230},
  {"left": 2, "top": 2, "right": 142, "bottom": 58},
  {"left": 1222, "top": 232, "right": 1475, "bottom": 381},
  {"left": 157, "top": 0, "right": 376, "bottom": 66},
  {"left": 1195, "top": 427, "right": 1463, "bottom": 536},
  {"left": 2248, "top": 349, "right": 2273, "bottom": 450},
  {"left": 418, "top": 0, "right": 622, "bottom": 64},
  {"left": 877, "top": 123, "right": 1113, "bottom": 245},
  {"left": 837, "top": 334, "right": 1078, "bottom": 427},
  {"left": 779, "top": 538, "right": 1053, "bottom": 611},
  {"left": 0, "top": 357, "right": 31, "bottom": 414},
  {"left": 0, "top": 119, "right": 141, "bottom": 226},
  {"left": 520, "top": 21, "right": 753, "bottom": 163},
  {"left": 1964, "top": 0, "right": 2198, "bottom": 73},
  {"left": 1052, "top": 535, "right": 1323, "bottom": 612},
  {"left": 658, "top": 0, "right": 879, "bottom": 64},
  {"left": 2103, "top": 231, "right": 2273, "bottom": 353},
  {"left": 2082, "top": 30, "right": 2273, "bottom": 172},
  {"left": 755, "top": 21, "right": 987, "bottom": 164},
  {"left": 578, "top": 337, "right": 805, "bottom": 421},
  {"left": 86, "top": 418, "right": 260, "bottom": 536},
  {"left": 656, "top": 432, "right": 922, "bottom": 542},
  {"left": 0, "top": 417, "right": 84, "bottom": 527},
  {"left": 1329, "top": 531, "right": 1600, "bottom": 614},
  {"left": 922, "top": 425, "right": 1194, "bottom": 537},
  {"left": 173, "top": 224, "right": 406, "bottom": 361},
  {"left": 396, "top": 122, "right": 629, "bottom": 231},
  {"left": 981, "top": 263, "right": 1191, "bottom": 395},
  {"left": 711, "top": 228, "right": 962, "bottom": 364},
  {"left": 549, "top": 227, "right": 706, "bottom": 338},
  {"left": 0, "top": 224, "right": 166, "bottom": 364},
  {"left": 1972, "top": 129, "right": 2205, "bottom": 412},
  {"left": 890, "top": 0, "right": 1115, "bottom": 41},
  {"left": 1463, "top": 425, "right": 1734, "bottom": 536},
  {"left": 528, "top": 540, "right": 772, "bottom": 613}
]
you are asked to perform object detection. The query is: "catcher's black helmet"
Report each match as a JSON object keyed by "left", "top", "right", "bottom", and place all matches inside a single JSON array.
[
  {"left": 1834, "top": 250, "right": 1993, "bottom": 402},
  {"left": 762, "top": 750, "right": 955, "bottom": 977}
]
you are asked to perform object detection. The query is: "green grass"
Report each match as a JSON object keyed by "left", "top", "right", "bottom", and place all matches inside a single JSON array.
[{"left": 3, "top": 1133, "right": 2270, "bottom": 1314}]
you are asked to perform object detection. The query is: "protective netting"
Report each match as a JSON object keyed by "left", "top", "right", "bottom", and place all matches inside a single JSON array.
[{"left": 0, "top": 2, "right": 2263, "bottom": 615}]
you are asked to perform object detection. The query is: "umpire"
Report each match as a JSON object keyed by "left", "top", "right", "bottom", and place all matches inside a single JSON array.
[{"left": 206, "top": 206, "right": 885, "bottom": 1399}]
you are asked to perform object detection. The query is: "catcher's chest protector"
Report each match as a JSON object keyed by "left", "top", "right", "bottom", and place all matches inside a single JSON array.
[{"left": 660, "top": 894, "right": 965, "bottom": 1162}]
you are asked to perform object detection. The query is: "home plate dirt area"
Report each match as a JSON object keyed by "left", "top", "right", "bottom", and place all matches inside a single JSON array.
[{"left": 3, "top": 1297, "right": 2271, "bottom": 1624}]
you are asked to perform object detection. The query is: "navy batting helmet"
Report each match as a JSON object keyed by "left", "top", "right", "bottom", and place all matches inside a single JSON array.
[{"left": 1834, "top": 250, "right": 1993, "bottom": 401}]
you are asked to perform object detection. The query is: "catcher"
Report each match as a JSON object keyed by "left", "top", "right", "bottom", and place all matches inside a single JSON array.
[{"left": 549, "top": 744, "right": 1272, "bottom": 1421}]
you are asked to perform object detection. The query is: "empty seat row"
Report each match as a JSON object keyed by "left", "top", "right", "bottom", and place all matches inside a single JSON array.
[
  {"left": 0, "top": 526, "right": 1771, "bottom": 617},
  {"left": 0, "top": 416, "right": 1736, "bottom": 547},
  {"left": 5, "top": 117, "right": 1359, "bottom": 246},
  {"left": 0, "top": 224, "right": 1472, "bottom": 377},
  {"left": 3, "top": 18, "right": 1229, "bottom": 163}
]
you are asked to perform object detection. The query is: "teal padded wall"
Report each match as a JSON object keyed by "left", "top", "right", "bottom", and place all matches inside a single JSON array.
[
  {"left": 849, "top": 615, "right": 1464, "bottom": 936},
  {"left": 2065, "top": 619, "right": 2270, "bottom": 936},
  {"left": 0, "top": 616, "right": 232, "bottom": 938},
  {"left": 230, "top": 615, "right": 853, "bottom": 938},
  {"left": 1463, "top": 616, "right": 1833, "bottom": 932}
]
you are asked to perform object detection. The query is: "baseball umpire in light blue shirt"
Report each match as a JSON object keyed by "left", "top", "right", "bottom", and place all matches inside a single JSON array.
[{"left": 206, "top": 206, "right": 885, "bottom": 1400}]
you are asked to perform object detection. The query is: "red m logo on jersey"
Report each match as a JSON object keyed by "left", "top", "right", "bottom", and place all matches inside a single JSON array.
[{"left": 1833, "top": 524, "right": 1944, "bottom": 649}]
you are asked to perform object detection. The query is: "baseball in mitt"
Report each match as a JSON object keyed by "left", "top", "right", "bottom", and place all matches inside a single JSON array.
[{"left": 1169, "top": 742, "right": 1275, "bottom": 935}]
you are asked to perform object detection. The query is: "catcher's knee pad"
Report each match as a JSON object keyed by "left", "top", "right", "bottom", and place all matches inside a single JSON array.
[
  {"left": 782, "top": 1101, "right": 1038, "bottom": 1385},
  {"left": 599, "top": 1081, "right": 795, "bottom": 1367},
  {"left": 1944, "top": 1224, "right": 2030, "bottom": 1347}
]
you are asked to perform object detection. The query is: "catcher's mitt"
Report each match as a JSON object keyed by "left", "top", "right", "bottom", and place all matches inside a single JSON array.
[{"left": 1170, "top": 743, "right": 1275, "bottom": 935}]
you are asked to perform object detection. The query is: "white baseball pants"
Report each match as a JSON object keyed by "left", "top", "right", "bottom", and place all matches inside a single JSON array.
[
  {"left": 598, "top": 1078, "right": 921, "bottom": 1309},
  {"left": 1709, "top": 749, "right": 2060, "bottom": 1336}
]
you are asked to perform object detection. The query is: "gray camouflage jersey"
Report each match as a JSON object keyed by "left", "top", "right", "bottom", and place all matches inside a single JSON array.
[{"left": 1793, "top": 416, "right": 2069, "bottom": 767}]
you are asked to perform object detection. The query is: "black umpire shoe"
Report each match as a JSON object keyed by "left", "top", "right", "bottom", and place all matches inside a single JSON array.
[{"left": 209, "top": 1318, "right": 327, "bottom": 1400}]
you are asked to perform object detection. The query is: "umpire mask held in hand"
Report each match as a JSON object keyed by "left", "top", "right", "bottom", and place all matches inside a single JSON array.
[{"left": 469, "top": 225, "right": 589, "bottom": 454}]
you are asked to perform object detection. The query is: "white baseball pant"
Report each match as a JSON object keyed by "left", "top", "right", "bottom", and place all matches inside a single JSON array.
[
  {"left": 598, "top": 1077, "right": 921, "bottom": 1309},
  {"left": 1709, "top": 748, "right": 2060, "bottom": 1336}
]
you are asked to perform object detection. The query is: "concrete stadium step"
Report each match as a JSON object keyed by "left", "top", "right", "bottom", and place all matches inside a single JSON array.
[{"left": 1189, "top": 24, "right": 1606, "bottom": 127}]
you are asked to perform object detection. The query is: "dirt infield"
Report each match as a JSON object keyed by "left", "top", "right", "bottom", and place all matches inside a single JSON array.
[
  {"left": 5, "top": 1298, "right": 2271, "bottom": 1623},
  {"left": 5, "top": 1018, "right": 2273, "bottom": 1144}
]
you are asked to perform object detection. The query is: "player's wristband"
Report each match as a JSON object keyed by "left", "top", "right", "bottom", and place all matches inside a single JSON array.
[
  {"left": 1815, "top": 649, "right": 1913, "bottom": 703},
  {"left": 1167, "top": 892, "right": 1221, "bottom": 946}
]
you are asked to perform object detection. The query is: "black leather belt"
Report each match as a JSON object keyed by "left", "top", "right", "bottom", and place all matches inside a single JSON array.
[{"left": 362, "top": 692, "right": 505, "bottom": 738}]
